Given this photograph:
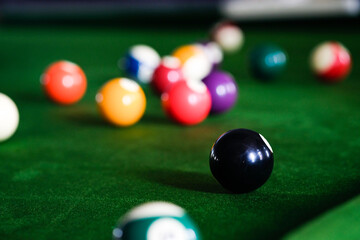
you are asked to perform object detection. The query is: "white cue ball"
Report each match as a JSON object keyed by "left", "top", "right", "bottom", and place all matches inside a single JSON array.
[{"left": 0, "top": 93, "right": 19, "bottom": 142}]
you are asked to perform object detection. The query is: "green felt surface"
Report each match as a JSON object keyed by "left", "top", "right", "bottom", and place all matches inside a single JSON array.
[
  {"left": 0, "top": 22, "right": 360, "bottom": 240},
  {"left": 284, "top": 195, "right": 360, "bottom": 240}
]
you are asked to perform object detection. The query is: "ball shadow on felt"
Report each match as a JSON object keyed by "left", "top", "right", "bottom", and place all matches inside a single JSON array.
[{"left": 139, "top": 168, "right": 228, "bottom": 194}]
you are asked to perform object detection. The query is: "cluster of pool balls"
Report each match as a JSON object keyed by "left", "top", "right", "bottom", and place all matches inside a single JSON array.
[
  {"left": 0, "top": 22, "right": 353, "bottom": 141},
  {"left": 118, "top": 22, "right": 245, "bottom": 126},
  {"left": 0, "top": 21, "right": 353, "bottom": 240}
]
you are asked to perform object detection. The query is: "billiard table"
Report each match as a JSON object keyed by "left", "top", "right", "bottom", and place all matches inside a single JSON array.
[{"left": 0, "top": 18, "right": 360, "bottom": 240}]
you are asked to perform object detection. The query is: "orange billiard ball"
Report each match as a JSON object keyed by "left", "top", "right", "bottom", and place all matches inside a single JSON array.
[
  {"left": 41, "top": 61, "right": 87, "bottom": 105},
  {"left": 96, "top": 78, "right": 146, "bottom": 127}
]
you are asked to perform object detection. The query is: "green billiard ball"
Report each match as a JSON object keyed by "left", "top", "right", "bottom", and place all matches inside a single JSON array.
[
  {"left": 249, "top": 44, "right": 287, "bottom": 81},
  {"left": 113, "top": 202, "right": 201, "bottom": 240}
]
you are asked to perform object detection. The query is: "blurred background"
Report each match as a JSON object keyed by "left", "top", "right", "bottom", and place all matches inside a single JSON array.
[{"left": 1, "top": 0, "right": 359, "bottom": 23}]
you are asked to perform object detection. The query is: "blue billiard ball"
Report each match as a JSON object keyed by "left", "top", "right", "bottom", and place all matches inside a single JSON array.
[{"left": 122, "top": 45, "right": 160, "bottom": 84}]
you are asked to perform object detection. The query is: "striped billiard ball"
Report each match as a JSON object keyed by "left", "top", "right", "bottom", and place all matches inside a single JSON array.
[
  {"left": 210, "top": 21, "right": 244, "bottom": 53},
  {"left": 197, "top": 41, "right": 223, "bottom": 69},
  {"left": 172, "top": 44, "right": 212, "bottom": 82},
  {"left": 310, "top": 41, "right": 351, "bottom": 83},
  {"left": 112, "top": 202, "right": 201, "bottom": 240},
  {"left": 123, "top": 45, "right": 161, "bottom": 84}
]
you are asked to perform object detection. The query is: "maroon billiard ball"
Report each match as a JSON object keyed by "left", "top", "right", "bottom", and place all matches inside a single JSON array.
[
  {"left": 310, "top": 41, "right": 351, "bottom": 83},
  {"left": 210, "top": 21, "right": 244, "bottom": 53},
  {"left": 151, "top": 56, "right": 184, "bottom": 95}
]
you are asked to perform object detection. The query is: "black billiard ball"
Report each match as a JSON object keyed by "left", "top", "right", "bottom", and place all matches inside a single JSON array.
[{"left": 209, "top": 129, "right": 274, "bottom": 193}]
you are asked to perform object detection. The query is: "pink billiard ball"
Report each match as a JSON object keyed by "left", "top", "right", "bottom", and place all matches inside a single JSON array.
[
  {"left": 151, "top": 56, "right": 184, "bottom": 95},
  {"left": 161, "top": 81, "right": 211, "bottom": 125},
  {"left": 310, "top": 41, "right": 351, "bottom": 83}
]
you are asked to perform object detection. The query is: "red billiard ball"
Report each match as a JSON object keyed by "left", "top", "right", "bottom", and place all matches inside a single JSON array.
[
  {"left": 310, "top": 41, "right": 351, "bottom": 83},
  {"left": 161, "top": 81, "right": 211, "bottom": 125},
  {"left": 151, "top": 56, "right": 184, "bottom": 95},
  {"left": 41, "top": 61, "right": 87, "bottom": 105}
]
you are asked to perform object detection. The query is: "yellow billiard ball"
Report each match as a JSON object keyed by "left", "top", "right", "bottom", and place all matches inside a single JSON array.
[{"left": 96, "top": 78, "right": 146, "bottom": 127}]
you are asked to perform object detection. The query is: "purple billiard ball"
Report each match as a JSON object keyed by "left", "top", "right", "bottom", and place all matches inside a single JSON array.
[{"left": 202, "top": 70, "right": 238, "bottom": 114}]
